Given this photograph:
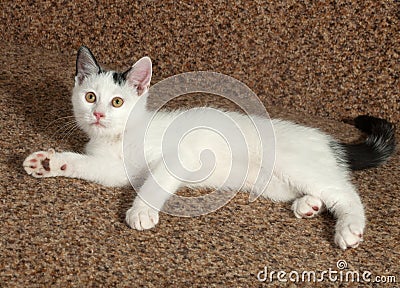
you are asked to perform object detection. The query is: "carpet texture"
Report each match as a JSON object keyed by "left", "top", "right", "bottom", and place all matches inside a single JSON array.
[{"left": 1, "top": 1, "right": 399, "bottom": 287}]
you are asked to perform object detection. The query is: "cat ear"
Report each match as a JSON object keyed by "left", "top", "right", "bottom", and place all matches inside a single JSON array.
[
  {"left": 124, "top": 56, "right": 152, "bottom": 96},
  {"left": 75, "top": 46, "right": 101, "bottom": 86}
]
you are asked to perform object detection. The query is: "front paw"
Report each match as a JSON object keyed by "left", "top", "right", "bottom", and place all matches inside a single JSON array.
[
  {"left": 334, "top": 222, "right": 364, "bottom": 250},
  {"left": 125, "top": 198, "right": 159, "bottom": 230},
  {"left": 23, "top": 149, "right": 66, "bottom": 178}
]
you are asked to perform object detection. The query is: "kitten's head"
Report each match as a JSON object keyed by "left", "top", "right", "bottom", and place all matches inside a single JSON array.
[{"left": 72, "top": 46, "right": 152, "bottom": 138}]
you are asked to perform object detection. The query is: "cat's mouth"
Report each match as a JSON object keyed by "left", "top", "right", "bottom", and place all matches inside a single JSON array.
[{"left": 91, "top": 121, "right": 106, "bottom": 128}]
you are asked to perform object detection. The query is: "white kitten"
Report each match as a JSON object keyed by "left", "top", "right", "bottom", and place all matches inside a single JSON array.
[{"left": 23, "top": 46, "right": 395, "bottom": 250}]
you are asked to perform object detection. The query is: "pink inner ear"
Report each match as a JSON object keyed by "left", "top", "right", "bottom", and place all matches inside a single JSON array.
[
  {"left": 127, "top": 57, "right": 152, "bottom": 96},
  {"left": 131, "top": 70, "right": 150, "bottom": 86}
]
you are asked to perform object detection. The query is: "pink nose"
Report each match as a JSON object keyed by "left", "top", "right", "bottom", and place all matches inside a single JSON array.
[{"left": 93, "top": 112, "right": 105, "bottom": 120}]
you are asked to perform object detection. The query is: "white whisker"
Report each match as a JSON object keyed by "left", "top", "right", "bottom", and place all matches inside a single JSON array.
[
  {"left": 43, "top": 115, "right": 76, "bottom": 131},
  {"left": 49, "top": 118, "right": 81, "bottom": 142}
]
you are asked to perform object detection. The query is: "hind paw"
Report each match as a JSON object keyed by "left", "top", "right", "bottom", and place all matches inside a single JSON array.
[
  {"left": 335, "top": 222, "right": 364, "bottom": 250},
  {"left": 292, "top": 195, "right": 325, "bottom": 219}
]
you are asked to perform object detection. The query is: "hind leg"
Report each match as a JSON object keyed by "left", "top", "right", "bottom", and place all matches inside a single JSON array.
[
  {"left": 300, "top": 183, "right": 364, "bottom": 249},
  {"left": 327, "top": 187, "right": 365, "bottom": 249},
  {"left": 279, "top": 170, "right": 365, "bottom": 249}
]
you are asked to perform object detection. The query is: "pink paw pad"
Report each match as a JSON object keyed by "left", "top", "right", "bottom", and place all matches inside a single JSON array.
[
  {"left": 292, "top": 195, "right": 324, "bottom": 219},
  {"left": 23, "top": 149, "right": 57, "bottom": 178},
  {"left": 41, "top": 158, "right": 51, "bottom": 171},
  {"left": 60, "top": 164, "right": 67, "bottom": 171}
]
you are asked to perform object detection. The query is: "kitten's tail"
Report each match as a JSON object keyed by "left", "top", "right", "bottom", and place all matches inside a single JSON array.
[{"left": 340, "top": 115, "right": 396, "bottom": 170}]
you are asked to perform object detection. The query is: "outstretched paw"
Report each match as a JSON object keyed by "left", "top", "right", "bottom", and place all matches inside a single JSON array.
[
  {"left": 125, "top": 198, "right": 159, "bottom": 230},
  {"left": 23, "top": 149, "right": 66, "bottom": 178},
  {"left": 335, "top": 222, "right": 364, "bottom": 250},
  {"left": 292, "top": 195, "right": 325, "bottom": 219}
]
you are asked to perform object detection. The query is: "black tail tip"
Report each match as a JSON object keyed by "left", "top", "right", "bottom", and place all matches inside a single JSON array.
[
  {"left": 341, "top": 115, "right": 396, "bottom": 171},
  {"left": 353, "top": 115, "right": 395, "bottom": 135}
]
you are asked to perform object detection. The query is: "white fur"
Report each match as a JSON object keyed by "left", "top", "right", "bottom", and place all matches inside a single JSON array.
[{"left": 23, "top": 55, "right": 365, "bottom": 250}]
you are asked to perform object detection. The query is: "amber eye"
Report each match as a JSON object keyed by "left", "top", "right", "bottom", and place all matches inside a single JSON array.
[
  {"left": 85, "top": 92, "right": 96, "bottom": 103},
  {"left": 112, "top": 97, "right": 124, "bottom": 108}
]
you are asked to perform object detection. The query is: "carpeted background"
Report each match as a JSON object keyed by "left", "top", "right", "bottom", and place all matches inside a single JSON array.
[{"left": 0, "top": 1, "right": 399, "bottom": 287}]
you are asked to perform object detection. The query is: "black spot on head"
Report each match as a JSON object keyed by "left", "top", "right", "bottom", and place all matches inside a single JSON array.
[{"left": 112, "top": 71, "right": 127, "bottom": 86}]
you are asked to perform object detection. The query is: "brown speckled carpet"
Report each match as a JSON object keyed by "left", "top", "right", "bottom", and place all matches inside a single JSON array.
[{"left": 0, "top": 1, "right": 399, "bottom": 287}]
